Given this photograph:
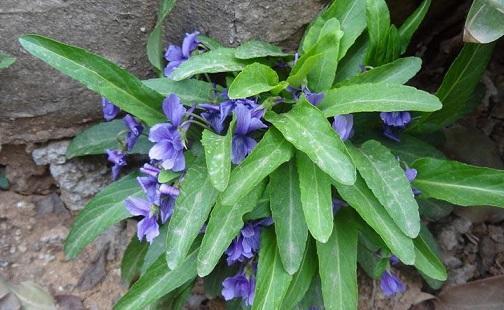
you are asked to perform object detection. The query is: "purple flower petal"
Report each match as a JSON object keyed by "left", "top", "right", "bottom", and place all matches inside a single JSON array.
[
  {"left": 380, "top": 271, "right": 406, "bottom": 297},
  {"left": 164, "top": 60, "right": 183, "bottom": 77},
  {"left": 140, "top": 163, "right": 161, "bottom": 177},
  {"left": 149, "top": 123, "right": 177, "bottom": 143},
  {"left": 181, "top": 31, "right": 200, "bottom": 58},
  {"left": 137, "top": 176, "right": 159, "bottom": 204},
  {"left": 380, "top": 112, "right": 411, "bottom": 128},
  {"left": 404, "top": 168, "right": 417, "bottom": 182},
  {"left": 162, "top": 94, "right": 186, "bottom": 127},
  {"left": 159, "top": 197, "right": 175, "bottom": 223},
  {"left": 137, "top": 216, "right": 160, "bottom": 244},
  {"left": 159, "top": 184, "right": 180, "bottom": 197},
  {"left": 234, "top": 104, "right": 252, "bottom": 136},
  {"left": 232, "top": 135, "right": 257, "bottom": 165},
  {"left": 165, "top": 45, "right": 183, "bottom": 62},
  {"left": 102, "top": 98, "right": 120, "bottom": 121},
  {"left": 123, "top": 115, "right": 144, "bottom": 151},
  {"left": 332, "top": 114, "right": 354, "bottom": 141},
  {"left": 125, "top": 197, "right": 151, "bottom": 217}
]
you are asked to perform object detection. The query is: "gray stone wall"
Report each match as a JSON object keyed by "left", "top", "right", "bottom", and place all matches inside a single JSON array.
[{"left": 0, "top": 0, "right": 325, "bottom": 145}]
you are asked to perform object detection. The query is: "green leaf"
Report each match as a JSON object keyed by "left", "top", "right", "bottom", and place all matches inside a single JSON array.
[
  {"left": 64, "top": 173, "right": 140, "bottom": 258},
  {"left": 317, "top": 208, "right": 358, "bottom": 310},
  {"left": 414, "top": 226, "right": 447, "bottom": 281},
  {"left": 333, "top": 34, "right": 368, "bottom": 84},
  {"left": 295, "top": 276, "right": 324, "bottom": 309},
  {"left": 376, "top": 134, "right": 445, "bottom": 164},
  {"left": 146, "top": 0, "right": 176, "bottom": 73},
  {"left": 365, "top": 0, "right": 391, "bottom": 66},
  {"left": 266, "top": 98, "right": 356, "bottom": 185},
  {"left": 270, "top": 161, "right": 308, "bottom": 275},
  {"left": 198, "top": 35, "right": 224, "bottom": 50},
  {"left": 169, "top": 48, "right": 251, "bottom": 81},
  {"left": 201, "top": 120, "right": 234, "bottom": 191},
  {"left": 335, "top": 57, "right": 421, "bottom": 87},
  {"left": 235, "top": 40, "right": 290, "bottom": 59},
  {"left": 409, "top": 43, "right": 495, "bottom": 133},
  {"left": 412, "top": 158, "right": 504, "bottom": 207},
  {"left": 142, "top": 78, "right": 218, "bottom": 104},
  {"left": 197, "top": 182, "right": 265, "bottom": 277},
  {"left": 296, "top": 152, "right": 334, "bottom": 243},
  {"left": 319, "top": 83, "right": 442, "bottom": 117},
  {"left": 302, "top": 0, "right": 366, "bottom": 59},
  {"left": 334, "top": 175, "right": 415, "bottom": 264},
  {"left": 349, "top": 141, "right": 420, "bottom": 238},
  {"left": 19, "top": 35, "right": 165, "bottom": 126},
  {"left": 114, "top": 248, "right": 198, "bottom": 310},
  {"left": 418, "top": 198, "right": 453, "bottom": 221},
  {"left": 141, "top": 224, "right": 169, "bottom": 273},
  {"left": 243, "top": 195, "right": 271, "bottom": 221},
  {"left": 66, "top": 120, "right": 152, "bottom": 158},
  {"left": 204, "top": 260, "right": 239, "bottom": 298},
  {"left": 228, "top": 63, "right": 281, "bottom": 99},
  {"left": 281, "top": 238, "right": 317, "bottom": 309},
  {"left": 121, "top": 236, "right": 148, "bottom": 284},
  {"left": 164, "top": 158, "right": 219, "bottom": 269},
  {"left": 464, "top": 0, "right": 504, "bottom": 43},
  {"left": 253, "top": 228, "right": 293, "bottom": 310},
  {"left": 399, "top": 0, "right": 431, "bottom": 52},
  {"left": 383, "top": 25, "right": 401, "bottom": 64},
  {"left": 358, "top": 241, "right": 389, "bottom": 279},
  {"left": 157, "top": 170, "right": 180, "bottom": 184},
  {"left": 0, "top": 52, "right": 15, "bottom": 69},
  {"left": 221, "top": 128, "right": 294, "bottom": 206}
]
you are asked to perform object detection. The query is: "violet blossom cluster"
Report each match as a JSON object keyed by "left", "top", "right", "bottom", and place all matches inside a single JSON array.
[
  {"left": 380, "top": 256, "right": 406, "bottom": 297},
  {"left": 380, "top": 111, "right": 412, "bottom": 142},
  {"left": 164, "top": 31, "right": 200, "bottom": 77},
  {"left": 221, "top": 218, "right": 272, "bottom": 306}
]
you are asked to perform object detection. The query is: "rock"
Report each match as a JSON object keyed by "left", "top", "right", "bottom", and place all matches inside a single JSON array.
[
  {"left": 40, "top": 225, "right": 69, "bottom": 244},
  {"left": 15, "top": 201, "right": 35, "bottom": 211},
  {"left": 55, "top": 295, "right": 85, "bottom": 310},
  {"left": 439, "top": 228, "right": 459, "bottom": 252},
  {"left": 77, "top": 250, "right": 107, "bottom": 291},
  {"left": 447, "top": 264, "right": 478, "bottom": 286},
  {"left": 32, "top": 140, "right": 110, "bottom": 210},
  {"left": 34, "top": 193, "right": 67, "bottom": 215}
]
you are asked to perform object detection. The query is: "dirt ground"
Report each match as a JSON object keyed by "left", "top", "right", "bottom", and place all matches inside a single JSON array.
[{"left": 1, "top": 2, "right": 504, "bottom": 310}]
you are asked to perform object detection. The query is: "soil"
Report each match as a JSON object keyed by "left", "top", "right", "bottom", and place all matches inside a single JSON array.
[{"left": 1, "top": 2, "right": 504, "bottom": 310}]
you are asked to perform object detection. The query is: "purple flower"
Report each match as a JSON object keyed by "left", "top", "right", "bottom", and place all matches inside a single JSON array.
[
  {"left": 199, "top": 101, "right": 235, "bottom": 134},
  {"left": 226, "top": 219, "right": 271, "bottom": 265},
  {"left": 332, "top": 114, "right": 354, "bottom": 141},
  {"left": 390, "top": 255, "right": 400, "bottom": 265},
  {"left": 125, "top": 176, "right": 180, "bottom": 243},
  {"left": 140, "top": 163, "right": 161, "bottom": 178},
  {"left": 222, "top": 271, "right": 256, "bottom": 306},
  {"left": 404, "top": 167, "right": 422, "bottom": 196},
  {"left": 380, "top": 271, "right": 406, "bottom": 297},
  {"left": 123, "top": 115, "right": 144, "bottom": 151},
  {"left": 302, "top": 86, "right": 324, "bottom": 106},
  {"left": 106, "top": 149, "right": 126, "bottom": 180},
  {"left": 164, "top": 31, "right": 200, "bottom": 77},
  {"left": 148, "top": 94, "right": 187, "bottom": 171},
  {"left": 380, "top": 112, "right": 411, "bottom": 128},
  {"left": 102, "top": 98, "right": 120, "bottom": 121},
  {"left": 332, "top": 198, "right": 345, "bottom": 215},
  {"left": 232, "top": 104, "right": 267, "bottom": 164}
]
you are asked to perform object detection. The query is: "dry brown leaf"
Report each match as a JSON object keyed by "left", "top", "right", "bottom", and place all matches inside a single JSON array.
[{"left": 435, "top": 275, "right": 504, "bottom": 310}]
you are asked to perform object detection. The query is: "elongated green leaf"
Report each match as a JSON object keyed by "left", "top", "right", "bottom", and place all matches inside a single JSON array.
[
  {"left": 302, "top": 0, "right": 366, "bottom": 59},
  {"left": 201, "top": 120, "right": 234, "bottom": 191},
  {"left": 170, "top": 48, "right": 251, "bottom": 81},
  {"left": 147, "top": 0, "right": 176, "bottom": 72},
  {"left": 19, "top": 35, "right": 165, "bottom": 126},
  {"left": 335, "top": 57, "right": 421, "bottom": 87},
  {"left": 333, "top": 34, "right": 368, "bottom": 83},
  {"left": 349, "top": 141, "right": 420, "bottom": 238},
  {"left": 165, "top": 157, "right": 219, "bottom": 269},
  {"left": 409, "top": 44, "right": 495, "bottom": 133},
  {"left": 365, "top": 0, "right": 390, "bottom": 66},
  {"left": 382, "top": 25, "right": 402, "bottom": 65},
  {"left": 418, "top": 198, "right": 453, "bottom": 221},
  {"left": 243, "top": 195, "right": 271, "bottom": 221},
  {"left": 317, "top": 208, "right": 358, "bottom": 310},
  {"left": 319, "top": 83, "right": 442, "bottom": 117},
  {"left": 376, "top": 134, "right": 445, "bottom": 164},
  {"left": 141, "top": 224, "right": 169, "bottom": 273},
  {"left": 66, "top": 120, "right": 152, "bottom": 158},
  {"left": 399, "top": 0, "right": 431, "bottom": 52},
  {"left": 266, "top": 98, "right": 356, "bottom": 185},
  {"left": 64, "top": 173, "right": 140, "bottom": 258},
  {"left": 114, "top": 248, "right": 198, "bottom": 310},
  {"left": 157, "top": 170, "right": 180, "bottom": 184},
  {"left": 0, "top": 52, "right": 15, "bottom": 69},
  {"left": 235, "top": 40, "right": 289, "bottom": 59},
  {"left": 334, "top": 175, "right": 415, "bottom": 264},
  {"left": 282, "top": 238, "right": 317, "bottom": 309},
  {"left": 121, "top": 236, "right": 148, "bottom": 284},
  {"left": 197, "top": 182, "right": 265, "bottom": 276},
  {"left": 221, "top": 128, "right": 294, "bottom": 206},
  {"left": 198, "top": 35, "right": 223, "bottom": 50},
  {"left": 358, "top": 241, "right": 389, "bottom": 279},
  {"left": 295, "top": 276, "right": 325, "bottom": 309},
  {"left": 414, "top": 226, "right": 447, "bottom": 281},
  {"left": 412, "top": 158, "right": 504, "bottom": 207},
  {"left": 464, "top": 0, "right": 504, "bottom": 43},
  {"left": 253, "top": 228, "right": 293, "bottom": 310},
  {"left": 270, "top": 161, "right": 308, "bottom": 275},
  {"left": 142, "top": 78, "right": 217, "bottom": 103},
  {"left": 228, "top": 63, "right": 280, "bottom": 99},
  {"left": 296, "top": 152, "right": 334, "bottom": 243}
]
